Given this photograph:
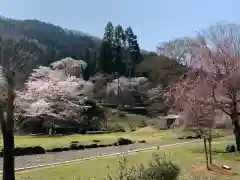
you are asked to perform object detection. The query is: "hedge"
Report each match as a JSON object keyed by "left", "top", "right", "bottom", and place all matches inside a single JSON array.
[{"left": 0, "top": 138, "right": 135, "bottom": 156}]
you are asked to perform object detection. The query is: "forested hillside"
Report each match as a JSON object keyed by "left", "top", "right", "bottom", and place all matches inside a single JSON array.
[
  {"left": 0, "top": 16, "right": 160, "bottom": 90},
  {"left": 0, "top": 17, "right": 152, "bottom": 75}
]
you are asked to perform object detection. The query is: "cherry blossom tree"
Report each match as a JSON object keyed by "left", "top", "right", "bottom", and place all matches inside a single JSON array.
[
  {"left": 171, "top": 70, "right": 215, "bottom": 169},
  {"left": 15, "top": 64, "right": 94, "bottom": 132},
  {"left": 50, "top": 57, "right": 87, "bottom": 77},
  {"left": 171, "top": 23, "right": 240, "bottom": 152}
]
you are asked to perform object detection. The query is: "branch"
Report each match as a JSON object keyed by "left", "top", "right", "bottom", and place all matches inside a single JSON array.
[{"left": 212, "top": 84, "right": 231, "bottom": 116}]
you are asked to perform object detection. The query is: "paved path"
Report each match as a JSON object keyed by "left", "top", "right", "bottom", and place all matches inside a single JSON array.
[
  {"left": 0, "top": 139, "right": 229, "bottom": 174},
  {"left": 0, "top": 140, "right": 201, "bottom": 174}
]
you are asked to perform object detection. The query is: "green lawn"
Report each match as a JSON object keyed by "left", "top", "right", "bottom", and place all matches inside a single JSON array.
[
  {"left": 0, "top": 127, "right": 169, "bottom": 149},
  {"left": 106, "top": 109, "right": 156, "bottom": 130},
  {"left": 15, "top": 136, "right": 239, "bottom": 180},
  {"left": 0, "top": 127, "right": 232, "bottom": 149}
]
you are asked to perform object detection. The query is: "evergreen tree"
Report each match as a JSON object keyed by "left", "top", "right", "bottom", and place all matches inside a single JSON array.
[
  {"left": 98, "top": 21, "right": 115, "bottom": 74},
  {"left": 125, "top": 27, "right": 135, "bottom": 77},
  {"left": 113, "top": 25, "right": 126, "bottom": 76},
  {"left": 125, "top": 27, "right": 142, "bottom": 77},
  {"left": 82, "top": 47, "right": 99, "bottom": 80}
]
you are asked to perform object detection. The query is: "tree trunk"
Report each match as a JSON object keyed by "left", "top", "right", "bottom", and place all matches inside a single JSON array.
[
  {"left": 3, "top": 70, "right": 16, "bottom": 180},
  {"left": 208, "top": 134, "right": 212, "bottom": 165},
  {"left": 234, "top": 123, "right": 240, "bottom": 151},
  {"left": 2, "top": 129, "right": 15, "bottom": 180},
  {"left": 203, "top": 136, "right": 209, "bottom": 170},
  {"left": 232, "top": 109, "right": 240, "bottom": 151}
]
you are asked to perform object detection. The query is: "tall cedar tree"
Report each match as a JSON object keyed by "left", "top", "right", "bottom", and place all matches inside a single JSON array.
[
  {"left": 113, "top": 25, "right": 126, "bottom": 76},
  {"left": 82, "top": 47, "right": 96, "bottom": 80},
  {"left": 125, "top": 27, "right": 142, "bottom": 77},
  {"left": 99, "top": 21, "right": 115, "bottom": 74}
]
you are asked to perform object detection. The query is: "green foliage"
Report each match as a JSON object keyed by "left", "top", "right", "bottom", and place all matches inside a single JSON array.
[
  {"left": 107, "top": 124, "right": 126, "bottom": 133},
  {"left": 136, "top": 55, "right": 186, "bottom": 87},
  {"left": 99, "top": 22, "right": 143, "bottom": 77},
  {"left": 138, "top": 120, "right": 148, "bottom": 128},
  {"left": 0, "top": 17, "right": 148, "bottom": 83},
  {"left": 107, "top": 154, "right": 180, "bottom": 180}
]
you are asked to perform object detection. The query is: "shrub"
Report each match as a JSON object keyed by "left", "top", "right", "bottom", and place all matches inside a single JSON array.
[
  {"left": 138, "top": 140, "right": 146, "bottom": 143},
  {"left": 1, "top": 146, "right": 45, "bottom": 157},
  {"left": 93, "top": 139, "right": 101, "bottom": 143},
  {"left": 98, "top": 144, "right": 107, "bottom": 147},
  {"left": 226, "top": 144, "right": 236, "bottom": 153},
  {"left": 69, "top": 142, "right": 85, "bottom": 150},
  {"left": 107, "top": 153, "right": 180, "bottom": 180},
  {"left": 114, "top": 137, "right": 133, "bottom": 146},
  {"left": 138, "top": 120, "right": 148, "bottom": 128},
  {"left": 85, "top": 143, "right": 99, "bottom": 149},
  {"left": 49, "top": 147, "right": 64, "bottom": 152}
]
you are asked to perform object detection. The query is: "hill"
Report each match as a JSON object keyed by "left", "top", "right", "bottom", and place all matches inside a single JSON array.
[
  {"left": 0, "top": 16, "right": 149, "bottom": 64},
  {"left": 0, "top": 16, "right": 152, "bottom": 86}
]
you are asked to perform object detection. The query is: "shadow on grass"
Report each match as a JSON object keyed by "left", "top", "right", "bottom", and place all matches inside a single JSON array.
[
  {"left": 190, "top": 147, "right": 227, "bottom": 155},
  {"left": 25, "top": 133, "right": 85, "bottom": 138},
  {"left": 190, "top": 147, "right": 240, "bottom": 162},
  {"left": 193, "top": 164, "right": 239, "bottom": 176}
]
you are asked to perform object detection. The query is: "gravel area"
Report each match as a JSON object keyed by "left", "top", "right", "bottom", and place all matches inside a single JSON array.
[{"left": 0, "top": 143, "right": 154, "bottom": 171}]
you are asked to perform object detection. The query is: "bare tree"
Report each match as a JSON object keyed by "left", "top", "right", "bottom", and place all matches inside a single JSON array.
[
  {"left": 193, "top": 23, "right": 240, "bottom": 151},
  {"left": 0, "top": 37, "right": 33, "bottom": 180},
  {"left": 168, "top": 23, "right": 240, "bottom": 151},
  {"left": 171, "top": 69, "right": 215, "bottom": 169},
  {"left": 156, "top": 37, "right": 200, "bottom": 65}
]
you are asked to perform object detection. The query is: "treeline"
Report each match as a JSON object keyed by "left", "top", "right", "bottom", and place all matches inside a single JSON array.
[
  {"left": 82, "top": 21, "right": 145, "bottom": 80},
  {"left": 0, "top": 17, "right": 151, "bottom": 82}
]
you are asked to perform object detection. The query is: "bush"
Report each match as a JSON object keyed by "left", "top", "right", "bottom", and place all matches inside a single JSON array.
[
  {"left": 92, "top": 139, "right": 101, "bottom": 143},
  {"left": 85, "top": 144, "right": 99, "bottom": 149},
  {"left": 226, "top": 144, "right": 236, "bottom": 153},
  {"left": 49, "top": 147, "right": 64, "bottom": 152},
  {"left": 107, "top": 153, "right": 180, "bottom": 180},
  {"left": 69, "top": 142, "right": 85, "bottom": 150},
  {"left": 1, "top": 146, "right": 45, "bottom": 157},
  {"left": 138, "top": 140, "right": 146, "bottom": 143},
  {"left": 114, "top": 137, "right": 133, "bottom": 146},
  {"left": 138, "top": 120, "right": 148, "bottom": 128}
]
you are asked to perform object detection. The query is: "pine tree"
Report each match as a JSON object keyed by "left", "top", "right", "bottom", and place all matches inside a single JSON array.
[
  {"left": 82, "top": 47, "right": 92, "bottom": 80},
  {"left": 113, "top": 25, "right": 126, "bottom": 76},
  {"left": 99, "top": 21, "right": 115, "bottom": 74},
  {"left": 125, "top": 27, "right": 135, "bottom": 77},
  {"left": 125, "top": 27, "right": 142, "bottom": 77}
]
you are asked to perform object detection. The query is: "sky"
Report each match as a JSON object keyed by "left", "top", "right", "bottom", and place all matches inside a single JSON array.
[{"left": 0, "top": 0, "right": 239, "bottom": 51}]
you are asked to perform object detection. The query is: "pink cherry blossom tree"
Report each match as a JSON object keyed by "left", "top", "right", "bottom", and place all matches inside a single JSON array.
[
  {"left": 15, "top": 64, "right": 93, "bottom": 131},
  {"left": 171, "top": 23, "right": 240, "bottom": 152}
]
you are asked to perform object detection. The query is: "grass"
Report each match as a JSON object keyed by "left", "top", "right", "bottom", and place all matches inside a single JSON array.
[
  {"left": 15, "top": 136, "right": 239, "bottom": 180},
  {"left": 0, "top": 127, "right": 170, "bottom": 149},
  {"left": 106, "top": 109, "right": 155, "bottom": 130},
  {"left": 0, "top": 127, "right": 232, "bottom": 149},
  {"left": 0, "top": 111, "right": 160, "bottom": 149}
]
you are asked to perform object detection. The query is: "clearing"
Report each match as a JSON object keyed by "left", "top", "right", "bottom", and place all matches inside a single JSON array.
[
  {"left": 14, "top": 136, "right": 238, "bottom": 180},
  {"left": 0, "top": 128, "right": 230, "bottom": 149}
]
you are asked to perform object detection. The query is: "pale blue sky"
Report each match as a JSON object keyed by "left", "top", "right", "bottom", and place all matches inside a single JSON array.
[{"left": 0, "top": 0, "right": 239, "bottom": 51}]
